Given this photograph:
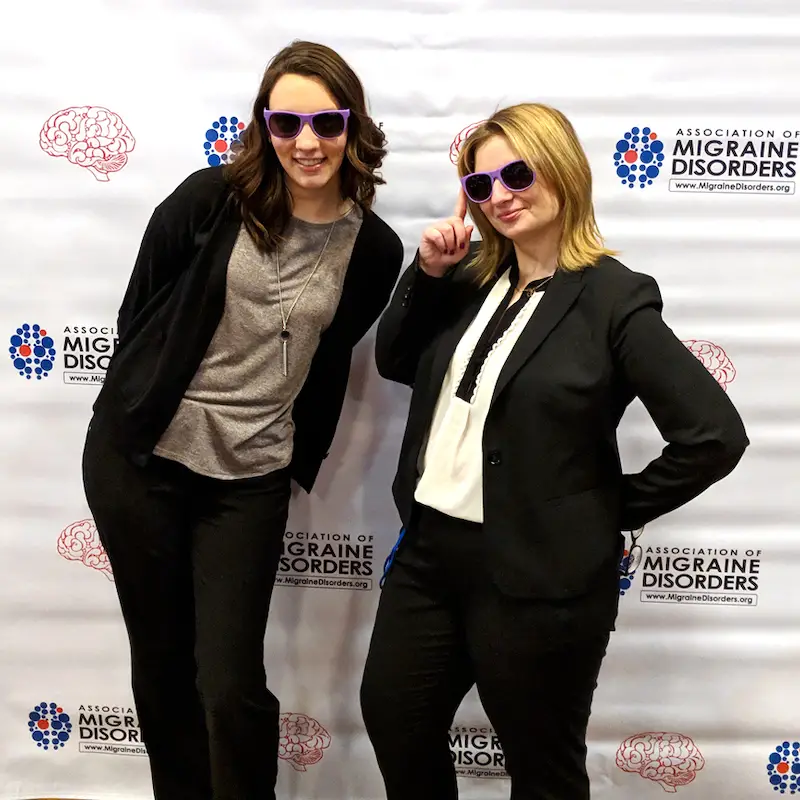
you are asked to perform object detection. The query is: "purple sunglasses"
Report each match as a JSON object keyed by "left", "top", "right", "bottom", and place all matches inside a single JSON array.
[
  {"left": 460, "top": 159, "right": 536, "bottom": 203},
  {"left": 263, "top": 108, "right": 350, "bottom": 140}
]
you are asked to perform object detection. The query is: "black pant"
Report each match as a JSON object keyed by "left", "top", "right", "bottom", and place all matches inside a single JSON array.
[
  {"left": 360, "top": 504, "right": 618, "bottom": 800},
  {"left": 82, "top": 420, "right": 291, "bottom": 800}
]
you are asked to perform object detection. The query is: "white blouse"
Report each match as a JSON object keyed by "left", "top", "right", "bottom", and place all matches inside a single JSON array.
[{"left": 414, "top": 268, "right": 546, "bottom": 523}]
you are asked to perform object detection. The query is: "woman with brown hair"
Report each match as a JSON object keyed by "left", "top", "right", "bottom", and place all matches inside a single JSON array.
[
  {"left": 360, "top": 103, "right": 748, "bottom": 799},
  {"left": 82, "top": 40, "right": 402, "bottom": 799}
]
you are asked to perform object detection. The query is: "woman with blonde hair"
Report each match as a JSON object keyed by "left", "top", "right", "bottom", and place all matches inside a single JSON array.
[{"left": 360, "top": 103, "right": 747, "bottom": 799}]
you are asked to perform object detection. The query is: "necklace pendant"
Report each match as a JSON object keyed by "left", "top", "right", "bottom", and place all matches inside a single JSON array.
[{"left": 280, "top": 329, "right": 290, "bottom": 377}]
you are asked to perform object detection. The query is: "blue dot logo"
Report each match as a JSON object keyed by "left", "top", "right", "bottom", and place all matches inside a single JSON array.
[
  {"left": 618, "top": 549, "right": 638, "bottom": 597},
  {"left": 767, "top": 742, "right": 800, "bottom": 793},
  {"left": 204, "top": 115, "right": 246, "bottom": 166},
  {"left": 28, "top": 702, "right": 73, "bottom": 751},
  {"left": 9, "top": 323, "right": 56, "bottom": 380},
  {"left": 614, "top": 126, "right": 666, "bottom": 189}
]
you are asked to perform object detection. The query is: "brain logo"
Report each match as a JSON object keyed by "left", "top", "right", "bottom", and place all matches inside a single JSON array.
[
  {"left": 682, "top": 340, "right": 736, "bottom": 391},
  {"left": 39, "top": 106, "right": 135, "bottom": 182},
  {"left": 28, "top": 702, "right": 73, "bottom": 751},
  {"left": 767, "top": 741, "right": 800, "bottom": 793},
  {"left": 204, "top": 116, "right": 246, "bottom": 166},
  {"left": 617, "top": 732, "right": 705, "bottom": 792},
  {"left": 9, "top": 323, "right": 56, "bottom": 380},
  {"left": 449, "top": 120, "right": 485, "bottom": 165},
  {"left": 614, "top": 126, "right": 665, "bottom": 189},
  {"left": 58, "top": 519, "right": 113, "bottom": 580},
  {"left": 278, "top": 712, "right": 331, "bottom": 771}
]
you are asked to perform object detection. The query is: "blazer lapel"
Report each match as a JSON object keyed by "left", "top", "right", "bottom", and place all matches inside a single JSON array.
[{"left": 490, "top": 268, "right": 586, "bottom": 406}]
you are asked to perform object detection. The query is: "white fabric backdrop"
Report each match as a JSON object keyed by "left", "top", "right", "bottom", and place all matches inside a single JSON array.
[{"left": 2, "top": 0, "right": 799, "bottom": 797}]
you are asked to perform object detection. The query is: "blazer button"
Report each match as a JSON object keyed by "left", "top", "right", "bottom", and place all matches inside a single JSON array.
[{"left": 487, "top": 450, "right": 502, "bottom": 466}]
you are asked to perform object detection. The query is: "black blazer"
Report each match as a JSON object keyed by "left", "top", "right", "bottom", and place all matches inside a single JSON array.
[
  {"left": 376, "top": 248, "right": 749, "bottom": 599},
  {"left": 92, "top": 166, "right": 404, "bottom": 491}
]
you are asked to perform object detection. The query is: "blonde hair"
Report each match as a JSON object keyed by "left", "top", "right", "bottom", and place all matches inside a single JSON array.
[{"left": 457, "top": 103, "right": 616, "bottom": 285}]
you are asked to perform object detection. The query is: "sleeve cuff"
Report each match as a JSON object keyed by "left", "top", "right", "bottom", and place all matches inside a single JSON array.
[{"left": 413, "top": 251, "right": 459, "bottom": 283}]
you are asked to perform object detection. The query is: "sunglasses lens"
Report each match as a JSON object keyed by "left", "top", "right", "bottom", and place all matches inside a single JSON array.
[
  {"left": 501, "top": 160, "right": 535, "bottom": 190},
  {"left": 268, "top": 113, "right": 301, "bottom": 138},
  {"left": 464, "top": 174, "right": 493, "bottom": 203},
  {"left": 312, "top": 112, "right": 346, "bottom": 138}
]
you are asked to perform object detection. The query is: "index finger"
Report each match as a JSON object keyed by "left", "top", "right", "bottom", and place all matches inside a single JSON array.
[{"left": 454, "top": 187, "right": 468, "bottom": 220}]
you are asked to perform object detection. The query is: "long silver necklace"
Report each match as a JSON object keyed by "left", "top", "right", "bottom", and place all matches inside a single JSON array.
[{"left": 274, "top": 220, "right": 337, "bottom": 377}]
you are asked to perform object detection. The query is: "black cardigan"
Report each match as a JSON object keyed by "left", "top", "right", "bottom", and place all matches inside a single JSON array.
[{"left": 91, "top": 166, "right": 404, "bottom": 491}]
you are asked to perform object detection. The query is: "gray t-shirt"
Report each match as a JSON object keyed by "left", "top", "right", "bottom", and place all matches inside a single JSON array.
[{"left": 153, "top": 206, "right": 363, "bottom": 478}]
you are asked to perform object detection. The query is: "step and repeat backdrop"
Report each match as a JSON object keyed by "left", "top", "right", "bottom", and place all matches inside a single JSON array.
[{"left": 1, "top": 0, "right": 799, "bottom": 798}]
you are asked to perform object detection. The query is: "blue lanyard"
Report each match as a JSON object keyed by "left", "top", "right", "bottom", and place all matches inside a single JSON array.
[{"left": 379, "top": 527, "right": 406, "bottom": 588}]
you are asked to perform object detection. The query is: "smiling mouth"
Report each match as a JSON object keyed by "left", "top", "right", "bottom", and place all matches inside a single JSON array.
[
  {"left": 497, "top": 209, "right": 521, "bottom": 221},
  {"left": 295, "top": 157, "right": 326, "bottom": 169}
]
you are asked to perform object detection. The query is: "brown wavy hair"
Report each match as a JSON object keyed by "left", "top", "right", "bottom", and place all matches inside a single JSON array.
[
  {"left": 457, "top": 103, "right": 617, "bottom": 286},
  {"left": 223, "top": 40, "right": 386, "bottom": 252}
]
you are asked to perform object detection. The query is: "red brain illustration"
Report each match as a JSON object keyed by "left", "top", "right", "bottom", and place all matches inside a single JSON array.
[
  {"left": 616, "top": 732, "right": 705, "bottom": 792},
  {"left": 278, "top": 713, "right": 331, "bottom": 771},
  {"left": 449, "top": 120, "right": 485, "bottom": 165},
  {"left": 39, "top": 106, "right": 135, "bottom": 182},
  {"left": 682, "top": 340, "right": 736, "bottom": 391},
  {"left": 57, "top": 519, "right": 113, "bottom": 580}
]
